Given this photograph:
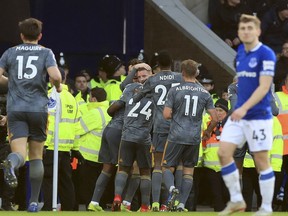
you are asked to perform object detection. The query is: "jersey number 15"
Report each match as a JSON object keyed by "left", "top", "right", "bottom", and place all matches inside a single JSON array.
[{"left": 16, "top": 55, "right": 39, "bottom": 79}]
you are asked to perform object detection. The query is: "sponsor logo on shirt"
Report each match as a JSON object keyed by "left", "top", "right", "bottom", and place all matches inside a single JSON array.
[{"left": 237, "top": 71, "right": 257, "bottom": 78}]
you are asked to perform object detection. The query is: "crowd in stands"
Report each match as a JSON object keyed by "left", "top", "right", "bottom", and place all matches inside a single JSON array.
[{"left": 209, "top": 0, "right": 288, "bottom": 54}]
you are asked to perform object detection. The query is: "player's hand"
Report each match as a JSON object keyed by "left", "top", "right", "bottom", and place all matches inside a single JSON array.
[
  {"left": 0, "top": 115, "right": 7, "bottom": 126},
  {"left": 134, "top": 63, "right": 151, "bottom": 71},
  {"left": 202, "top": 130, "right": 211, "bottom": 141},
  {"left": 225, "top": 39, "right": 233, "bottom": 47},
  {"left": 230, "top": 107, "right": 247, "bottom": 121},
  {"left": 56, "top": 84, "right": 62, "bottom": 93},
  {"left": 232, "top": 37, "right": 241, "bottom": 46}
]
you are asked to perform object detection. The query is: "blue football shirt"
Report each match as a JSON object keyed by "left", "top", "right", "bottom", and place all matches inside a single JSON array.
[{"left": 235, "top": 42, "right": 276, "bottom": 120}]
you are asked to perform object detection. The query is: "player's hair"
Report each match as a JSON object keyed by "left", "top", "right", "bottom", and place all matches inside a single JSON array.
[
  {"left": 18, "top": 18, "right": 42, "bottom": 41},
  {"left": 136, "top": 67, "right": 152, "bottom": 73},
  {"left": 239, "top": 14, "right": 261, "bottom": 29},
  {"left": 128, "top": 58, "right": 144, "bottom": 67},
  {"left": 158, "top": 50, "right": 172, "bottom": 69},
  {"left": 90, "top": 87, "right": 107, "bottom": 102},
  {"left": 181, "top": 59, "right": 200, "bottom": 78}
]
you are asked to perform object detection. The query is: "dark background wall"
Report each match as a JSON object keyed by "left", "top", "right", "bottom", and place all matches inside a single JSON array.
[{"left": 0, "top": 0, "right": 144, "bottom": 78}]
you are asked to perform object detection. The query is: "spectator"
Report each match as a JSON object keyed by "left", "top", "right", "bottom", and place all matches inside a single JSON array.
[
  {"left": 246, "top": 0, "right": 276, "bottom": 19},
  {"left": 209, "top": 0, "right": 252, "bottom": 49},
  {"left": 261, "top": 0, "right": 288, "bottom": 54},
  {"left": 274, "top": 41, "right": 288, "bottom": 92}
]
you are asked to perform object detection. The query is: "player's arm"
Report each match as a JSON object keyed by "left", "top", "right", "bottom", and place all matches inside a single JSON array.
[
  {"left": 132, "top": 75, "right": 152, "bottom": 103},
  {"left": 47, "top": 66, "right": 62, "bottom": 93},
  {"left": 163, "top": 106, "right": 172, "bottom": 119},
  {"left": 0, "top": 68, "right": 8, "bottom": 87},
  {"left": 107, "top": 100, "right": 125, "bottom": 117},
  {"left": 242, "top": 75, "right": 272, "bottom": 111}
]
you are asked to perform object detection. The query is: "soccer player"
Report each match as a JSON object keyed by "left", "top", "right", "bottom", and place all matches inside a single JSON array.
[
  {"left": 112, "top": 67, "right": 153, "bottom": 212},
  {"left": 133, "top": 50, "right": 183, "bottom": 211},
  {"left": 162, "top": 59, "right": 217, "bottom": 211},
  {"left": 87, "top": 62, "right": 151, "bottom": 212},
  {"left": 217, "top": 14, "right": 276, "bottom": 216},
  {"left": 0, "top": 18, "right": 62, "bottom": 212}
]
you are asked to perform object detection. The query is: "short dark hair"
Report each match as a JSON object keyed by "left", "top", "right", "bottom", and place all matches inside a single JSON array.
[
  {"left": 90, "top": 87, "right": 107, "bottom": 102},
  {"left": 158, "top": 50, "right": 172, "bottom": 68},
  {"left": 74, "top": 72, "right": 87, "bottom": 81},
  {"left": 18, "top": 18, "right": 42, "bottom": 41}
]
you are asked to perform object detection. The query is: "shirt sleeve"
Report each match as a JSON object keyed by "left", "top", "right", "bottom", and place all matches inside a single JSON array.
[
  {"left": 45, "top": 49, "right": 58, "bottom": 69},
  {"left": 0, "top": 49, "right": 9, "bottom": 71},
  {"left": 164, "top": 87, "right": 174, "bottom": 109},
  {"left": 260, "top": 47, "right": 276, "bottom": 77}
]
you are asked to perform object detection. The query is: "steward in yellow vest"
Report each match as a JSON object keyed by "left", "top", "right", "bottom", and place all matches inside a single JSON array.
[
  {"left": 75, "top": 87, "right": 111, "bottom": 207},
  {"left": 97, "top": 55, "right": 126, "bottom": 102},
  {"left": 42, "top": 69, "right": 83, "bottom": 211},
  {"left": 274, "top": 75, "right": 288, "bottom": 155}
]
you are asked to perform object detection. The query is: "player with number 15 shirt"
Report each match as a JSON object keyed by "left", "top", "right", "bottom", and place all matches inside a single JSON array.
[
  {"left": 0, "top": 40, "right": 57, "bottom": 112},
  {"left": 0, "top": 18, "right": 61, "bottom": 212}
]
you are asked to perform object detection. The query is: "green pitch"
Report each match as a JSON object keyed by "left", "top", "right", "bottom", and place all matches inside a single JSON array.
[{"left": 0, "top": 212, "right": 287, "bottom": 216}]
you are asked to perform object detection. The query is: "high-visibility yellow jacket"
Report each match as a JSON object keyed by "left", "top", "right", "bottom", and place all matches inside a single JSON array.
[
  {"left": 243, "top": 153, "right": 255, "bottom": 168},
  {"left": 89, "top": 78, "right": 105, "bottom": 89},
  {"left": 45, "top": 85, "right": 81, "bottom": 152},
  {"left": 270, "top": 116, "right": 283, "bottom": 172},
  {"left": 76, "top": 100, "right": 111, "bottom": 162},
  {"left": 275, "top": 87, "right": 288, "bottom": 155},
  {"left": 75, "top": 92, "right": 88, "bottom": 115},
  {"left": 202, "top": 120, "right": 222, "bottom": 172}
]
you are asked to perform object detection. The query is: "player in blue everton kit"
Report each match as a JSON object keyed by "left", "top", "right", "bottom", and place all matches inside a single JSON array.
[{"left": 218, "top": 14, "right": 276, "bottom": 216}]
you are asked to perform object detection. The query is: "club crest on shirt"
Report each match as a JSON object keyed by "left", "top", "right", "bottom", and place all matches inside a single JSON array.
[
  {"left": 248, "top": 58, "right": 257, "bottom": 68},
  {"left": 48, "top": 97, "right": 56, "bottom": 109}
]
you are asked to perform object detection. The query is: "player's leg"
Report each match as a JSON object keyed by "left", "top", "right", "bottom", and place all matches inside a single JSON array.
[
  {"left": 121, "top": 161, "right": 140, "bottom": 211},
  {"left": 89, "top": 127, "right": 120, "bottom": 211},
  {"left": 3, "top": 112, "right": 28, "bottom": 188},
  {"left": 162, "top": 141, "right": 183, "bottom": 211},
  {"left": 137, "top": 144, "right": 152, "bottom": 212},
  {"left": 247, "top": 119, "right": 274, "bottom": 216},
  {"left": 176, "top": 144, "right": 199, "bottom": 211},
  {"left": 112, "top": 140, "right": 134, "bottom": 211},
  {"left": 151, "top": 133, "right": 167, "bottom": 211},
  {"left": 218, "top": 118, "right": 247, "bottom": 215},
  {"left": 27, "top": 112, "right": 47, "bottom": 212}
]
